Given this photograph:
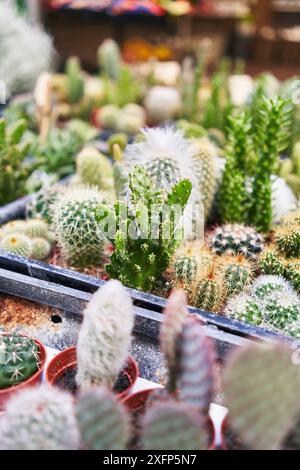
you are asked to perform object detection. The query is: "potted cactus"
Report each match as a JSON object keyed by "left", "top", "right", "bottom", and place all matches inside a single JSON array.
[
  {"left": 0, "top": 332, "right": 46, "bottom": 410},
  {"left": 46, "top": 280, "right": 138, "bottom": 399}
]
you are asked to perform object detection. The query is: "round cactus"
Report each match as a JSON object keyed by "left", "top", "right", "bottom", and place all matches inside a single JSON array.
[
  {"left": 50, "top": 186, "right": 105, "bottom": 267},
  {"left": 225, "top": 294, "right": 263, "bottom": 326},
  {"left": 174, "top": 255, "right": 198, "bottom": 285},
  {"left": 1, "top": 220, "right": 26, "bottom": 235},
  {"left": 98, "top": 104, "right": 120, "bottom": 129},
  {"left": 76, "top": 388, "right": 130, "bottom": 450},
  {"left": 24, "top": 218, "right": 49, "bottom": 239},
  {"left": 142, "top": 400, "right": 209, "bottom": 450},
  {"left": 192, "top": 277, "right": 222, "bottom": 311},
  {"left": 76, "top": 146, "right": 113, "bottom": 190},
  {"left": 258, "top": 245, "right": 285, "bottom": 276},
  {"left": 0, "top": 334, "right": 40, "bottom": 389},
  {"left": 217, "top": 255, "right": 253, "bottom": 296},
  {"left": 274, "top": 224, "right": 300, "bottom": 258},
  {"left": 251, "top": 275, "right": 291, "bottom": 299},
  {"left": 98, "top": 39, "right": 121, "bottom": 81},
  {"left": 210, "top": 224, "right": 264, "bottom": 259},
  {"left": 285, "top": 261, "right": 300, "bottom": 291},
  {"left": 144, "top": 86, "right": 181, "bottom": 125},
  {"left": 31, "top": 237, "right": 52, "bottom": 261},
  {"left": 0, "top": 233, "right": 32, "bottom": 257},
  {"left": 108, "top": 133, "right": 128, "bottom": 154},
  {"left": 0, "top": 385, "right": 79, "bottom": 450}
]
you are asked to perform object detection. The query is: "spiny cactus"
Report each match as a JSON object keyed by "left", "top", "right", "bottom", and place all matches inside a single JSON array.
[
  {"left": 217, "top": 255, "right": 253, "bottom": 296},
  {"left": 225, "top": 294, "right": 264, "bottom": 326},
  {"left": 210, "top": 224, "right": 264, "bottom": 259},
  {"left": 0, "top": 334, "right": 40, "bottom": 388},
  {"left": 31, "top": 238, "right": 51, "bottom": 261},
  {"left": 98, "top": 39, "right": 122, "bottom": 81},
  {"left": 178, "top": 316, "right": 215, "bottom": 414},
  {"left": 285, "top": 261, "right": 300, "bottom": 291},
  {"left": 65, "top": 56, "right": 85, "bottom": 104},
  {"left": 26, "top": 183, "right": 62, "bottom": 224},
  {"left": 76, "top": 388, "right": 130, "bottom": 450},
  {"left": 274, "top": 223, "right": 300, "bottom": 258},
  {"left": 248, "top": 97, "right": 292, "bottom": 232},
  {"left": 50, "top": 186, "right": 105, "bottom": 267},
  {"left": 0, "top": 233, "right": 32, "bottom": 257},
  {"left": 251, "top": 274, "right": 291, "bottom": 299},
  {"left": 224, "top": 342, "right": 300, "bottom": 450},
  {"left": 191, "top": 275, "right": 223, "bottom": 312},
  {"left": 100, "top": 166, "right": 192, "bottom": 291},
  {"left": 258, "top": 245, "right": 285, "bottom": 276},
  {"left": 76, "top": 280, "right": 134, "bottom": 390},
  {"left": 0, "top": 118, "right": 31, "bottom": 205},
  {"left": 173, "top": 255, "right": 198, "bottom": 286},
  {"left": 160, "top": 290, "right": 188, "bottom": 392},
  {"left": 0, "top": 385, "right": 79, "bottom": 450},
  {"left": 1, "top": 220, "right": 26, "bottom": 235},
  {"left": 23, "top": 219, "right": 49, "bottom": 240},
  {"left": 141, "top": 400, "right": 209, "bottom": 450},
  {"left": 76, "top": 146, "right": 113, "bottom": 190}
]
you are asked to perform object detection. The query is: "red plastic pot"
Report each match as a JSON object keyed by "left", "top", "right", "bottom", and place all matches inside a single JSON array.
[
  {"left": 122, "top": 388, "right": 217, "bottom": 450},
  {"left": 45, "top": 346, "right": 139, "bottom": 399},
  {"left": 0, "top": 333, "right": 47, "bottom": 411}
]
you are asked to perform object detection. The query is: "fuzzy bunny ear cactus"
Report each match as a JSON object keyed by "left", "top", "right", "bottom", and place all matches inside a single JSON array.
[
  {"left": 224, "top": 342, "right": 300, "bottom": 450},
  {"left": 76, "top": 280, "right": 134, "bottom": 390}
]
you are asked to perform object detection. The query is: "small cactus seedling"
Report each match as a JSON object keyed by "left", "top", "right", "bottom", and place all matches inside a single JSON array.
[
  {"left": 160, "top": 290, "right": 188, "bottom": 392},
  {"left": 0, "top": 334, "right": 40, "bottom": 389},
  {"left": 274, "top": 224, "right": 300, "bottom": 258},
  {"left": 141, "top": 400, "right": 209, "bottom": 450},
  {"left": 224, "top": 342, "right": 300, "bottom": 449},
  {"left": 76, "top": 280, "right": 134, "bottom": 390},
  {"left": 210, "top": 224, "right": 264, "bottom": 259},
  {"left": 178, "top": 316, "right": 215, "bottom": 414},
  {"left": 76, "top": 388, "right": 130, "bottom": 450},
  {"left": 0, "top": 233, "right": 32, "bottom": 258},
  {"left": 0, "top": 385, "right": 79, "bottom": 450}
]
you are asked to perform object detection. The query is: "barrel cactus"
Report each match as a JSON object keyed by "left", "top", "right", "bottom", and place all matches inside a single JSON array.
[
  {"left": 65, "top": 56, "right": 84, "bottom": 104},
  {"left": 76, "top": 146, "right": 113, "bottom": 190},
  {"left": 24, "top": 219, "right": 49, "bottom": 240},
  {"left": 31, "top": 237, "right": 52, "bottom": 261},
  {"left": 274, "top": 223, "right": 300, "bottom": 258},
  {"left": 258, "top": 245, "right": 285, "bottom": 276},
  {"left": 0, "top": 233, "right": 32, "bottom": 257},
  {"left": 191, "top": 274, "right": 223, "bottom": 312},
  {"left": 210, "top": 224, "right": 264, "bottom": 259},
  {"left": 0, "top": 334, "right": 40, "bottom": 389},
  {"left": 173, "top": 255, "right": 198, "bottom": 286},
  {"left": 217, "top": 255, "right": 253, "bottom": 296}
]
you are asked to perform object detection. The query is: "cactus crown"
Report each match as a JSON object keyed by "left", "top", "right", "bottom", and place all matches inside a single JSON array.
[{"left": 0, "top": 334, "right": 41, "bottom": 389}]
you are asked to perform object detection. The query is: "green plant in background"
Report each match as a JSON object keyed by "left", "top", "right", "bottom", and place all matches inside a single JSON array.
[
  {"left": 218, "top": 112, "right": 253, "bottom": 223},
  {"left": 99, "top": 166, "right": 192, "bottom": 291},
  {"left": 51, "top": 186, "right": 105, "bottom": 267},
  {"left": 76, "top": 146, "right": 114, "bottom": 190},
  {"left": 98, "top": 39, "right": 122, "bottom": 81},
  {"left": 103, "top": 66, "right": 142, "bottom": 108},
  {"left": 65, "top": 56, "right": 85, "bottom": 104},
  {"left": 0, "top": 334, "right": 40, "bottom": 388},
  {"left": 210, "top": 224, "right": 264, "bottom": 259},
  {"left": 0, "top": 118, "right": 32, "bottom": 205},
  {"left": 248, "top": 97, "right": 292, "bottom": 232},
  {"left": 224, "top": 342, "right": 300, "bottom": 450},
  {"left": 0, "top": 385, "right": 79, "bottom": 450},
  {"left": 76, "top": 388, "right": 130, "bottom": 450},
  {"left": 181, "top": 51, "right": 205, "bottom": 122},
  {"left": 76, "top": 280, "right": 134, "bottom": 390}
]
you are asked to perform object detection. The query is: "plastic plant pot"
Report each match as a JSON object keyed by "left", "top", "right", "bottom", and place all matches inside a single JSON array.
[
  {"left": 122, "top": 388, "right": 217, "bottom": 450},
  {"left": 0, "top": 333, "right": 47, "bottom": 411},
  {"left": 45, "top": 346, "right": 139, "bottom": 399}
]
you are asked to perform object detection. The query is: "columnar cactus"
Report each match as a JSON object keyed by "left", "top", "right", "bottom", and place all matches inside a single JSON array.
[
  {"left": 0, "top": 233, "right": 32, "bottom": 258},
  {"left": 76, "top": 388, "right": 130, "bottom": 450},
  {"left": 76, "top": 146, "right": 113, "bottom": 190},
  {"left": 0, "top": 385, "right": 79, "bottom": 450},
  {"left": 65, "top": 56, "right": 84, "bottom": 104},
  {"left": 210, "top": 224, "right": 264, "bottom": 259},
  {"left": 98, "top": 39, "right": 122, "bottom": 81},
  {"left": 50, "top": 186, "right": 105, "bottom": 267},
  {"left": 0, "top": 334, "right": 40, "bottom": 388},
  {"left": 173, "top": 255, "right": 198, "bottom": 285},
  {"left": 224, "top": 343, "right": 300, "bottom": 449},
  {"left": 178, "top": 316, "right": 215, "bottom": 414},
  {"left": 76, "top": 280, "right": 134, "bottom": 390},
  {"left": 141, "top": 401, "right": 209, "bottom": 450},
  {"left": 191, "top": 276, "right": 223, "bottom": 312}
]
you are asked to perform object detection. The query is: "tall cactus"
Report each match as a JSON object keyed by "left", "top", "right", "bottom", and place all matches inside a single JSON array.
[
  {"left": 98, "top": 39, "right": 122, "bottom": 81},
  {"left": 65, "top": 56, "right": 84, "bottom": 104}
]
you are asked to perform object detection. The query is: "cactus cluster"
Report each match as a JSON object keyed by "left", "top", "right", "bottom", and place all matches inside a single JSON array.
[
  {"left": 0, "top": 218, "right": 53, "bottom": 260},
  {"left": 0, "top": 334, "right": 41, "bottom": 389},
  {"left": 210, "top": 224, "right": 264, "bottom": 259},
  {"left": 76, "top": 280, "right": 134, "bottom": 390}
]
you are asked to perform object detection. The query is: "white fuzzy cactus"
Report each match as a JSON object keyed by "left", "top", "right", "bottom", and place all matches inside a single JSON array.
[
  {"left": 0, "top": 385, "right": 79, "bottom": 450},
  {"left": 76, "top": 280, "right": 134, "bottom": 390}
]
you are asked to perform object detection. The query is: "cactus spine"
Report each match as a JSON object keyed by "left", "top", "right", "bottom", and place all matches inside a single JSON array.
[
  {"left": 76, "top": 388, "right": 130, "bottom": 450},
  {"left": 0, "top": 385, "right": 79, "bottom": 450},
  {"left": 191, "top": 276, "right": 222, "bottom": 311},
  {"left": 258, "top": 245, "right": 285, "bottom": 276},
  {"left": 76, "top": 280, "right": 134, "bottom": 390},
  {"left": 0, "top": 334, "right": 40, "bottom": 389}
]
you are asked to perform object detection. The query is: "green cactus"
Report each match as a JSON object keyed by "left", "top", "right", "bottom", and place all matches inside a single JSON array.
[
  {"left": 50, "top": 186, "right": 105, "bottom": 268},
  {"left": 285, "top": 261, "right": 300, "bottom": 291},
  {"left": 76, "top": 146, "right": 113, "bottom": 190},
  {"left": 248, "top": 97, "right": 292, "bottom": 232},
  {"left": 98, "top": 104, "right": 120, "bottom": 129},
  {"left": 251, "top": 275, "right": 291, "bottom": 299},
  {"left": 178, "top": 316, "right": 215, "bottom": 414},
  {"left": 274, "top": 223, "right": 300, "bottom": 258},
  {"left": 284, "top": 174, "right": 300, "bottom": 198},
  {"left": 225, "top": 295, "right": 264, "bottom": 326},
  {"left": 224, "top": 342, "right": 300, "bottom": 450},
  {"left": 100, "top": 166, "right": 192, "bottom": 291},
  {"left": 108, "top": 133, "right": 128, "bottom": 154},
  {"left": 26, "top": 183, "right": 62, "bottom": 224},
  {"left": 142, "top": 400, "right": 209, "bottom": 450},
  {"left": 65, "top": 56, "right": 85, "bottom": 104},
  {"left": 0, "top": 118, "right": 31, "bottom": 205},
  {"left": 258, "top": 246, "right": 285, "bottom": 276},
  {"left": 31, "top": 237, "right": 51, "bottom": 260},
  {"left": 173, "top": 255, "right": 198, "bottom": 285},
  {"left": 24, "top": 218, "right": 49, "bottom": 239},
  {"left": 98, "top": 39, "right": 122, "bottom": 81},
  {"left": 0, "top": 334, "right": 40, "bottom": 389},
  {"left": 76, "top": 388, "right": 130, "bottom": 450},
  {"left": 1, "top": 220, "right": 26, "bottom": 235},
  {"left": 218, "top": 256, "right": 253, "bottom": 296},
  {"left": 0, "top": 385, "right": 79, "bottom": 450},
  {"left": 210, "top": 224, "right": 264, "bottom": 259},
  {"left": 76, "top": 280, "right": 134, "bottom": 390},
  {"left": 0, "top": 233, "right": 32, "bottom": 257},
  {"left": 191, "top": 277, "right": 222, "bottom": 311},
  {"left": 160, "top": 290, "right": 188, "bottom": 393}
]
